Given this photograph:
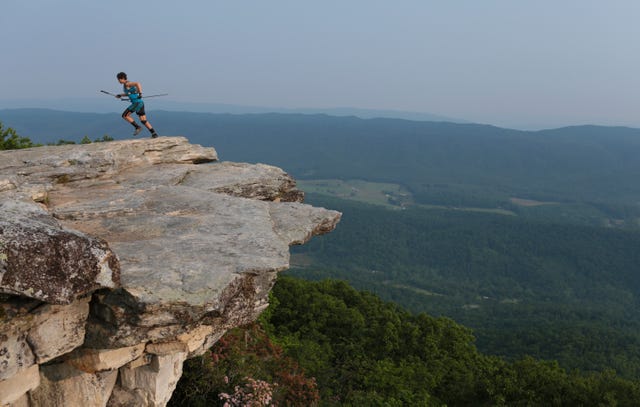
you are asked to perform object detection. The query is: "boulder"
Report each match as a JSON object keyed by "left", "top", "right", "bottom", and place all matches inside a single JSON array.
[
  {"left": 0, "top": 137, "right": 340, "bottom": 406},
  {"left": 0, "top": 200, "right": 119, "bottom": 304}
]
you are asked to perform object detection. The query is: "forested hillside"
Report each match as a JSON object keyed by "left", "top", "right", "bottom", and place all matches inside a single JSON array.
[
  {"left": 291, "top": 194, "right": 640, "bottom": 378},
  {"left": 171, "top": 276, "right": 640, "bottom": 406}
]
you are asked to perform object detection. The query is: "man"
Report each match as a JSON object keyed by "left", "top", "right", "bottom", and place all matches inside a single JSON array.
[{"left": 116, "top": 72, "right": 159, "bottom": 138}]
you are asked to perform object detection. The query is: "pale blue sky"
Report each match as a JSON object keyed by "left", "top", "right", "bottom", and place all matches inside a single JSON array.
[{"left": 3, "top": 0, "right": 640, "bottom": 129}]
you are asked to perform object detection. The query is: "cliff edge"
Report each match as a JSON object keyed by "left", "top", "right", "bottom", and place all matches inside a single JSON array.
[{"left": 0, "top": 137, "right": 341, "bottom": 406}]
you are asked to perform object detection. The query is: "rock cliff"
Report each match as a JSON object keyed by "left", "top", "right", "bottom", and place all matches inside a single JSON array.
[{"left": 0, "top": 137, "right": 341, "bottom": 406}]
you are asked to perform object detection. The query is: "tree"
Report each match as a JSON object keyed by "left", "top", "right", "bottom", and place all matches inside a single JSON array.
[
  {"left": 94, "top": 134, "right": 114, "bottom": 142},
  {"left": 0, "top": 121, "right": 35, "bottom": 150},
  {"left": 169, "top": 324, "right": 319, "bottom": 407}
]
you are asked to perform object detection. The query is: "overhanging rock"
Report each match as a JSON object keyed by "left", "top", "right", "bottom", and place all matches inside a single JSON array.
[{"left": 0, "top": 137, "right": 341, "bottom": 406}]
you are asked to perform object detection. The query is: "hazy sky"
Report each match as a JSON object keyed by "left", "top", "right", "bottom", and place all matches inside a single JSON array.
[{"left": 3, "top": 1, "right": 640, "bottom": 129}]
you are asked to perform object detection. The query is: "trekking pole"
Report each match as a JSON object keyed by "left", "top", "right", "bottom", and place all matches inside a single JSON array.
[
  {"left": 99, "top": 90, "right": 128, "bottom": 101},
  {"left": 141, "top": 93, "right": 169, "bottom": 99},
  {"left": 99, "top": 90, "right": 168, "bottom": 99}
]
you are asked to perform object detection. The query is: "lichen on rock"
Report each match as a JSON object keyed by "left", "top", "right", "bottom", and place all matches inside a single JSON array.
[{"left": 0, "top": 137, "right": 340, "bottom": 406}]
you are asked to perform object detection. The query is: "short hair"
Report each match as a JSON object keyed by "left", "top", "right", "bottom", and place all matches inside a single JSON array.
[{"left": 117, "top": 72, "right": 127, "bottom": 80}]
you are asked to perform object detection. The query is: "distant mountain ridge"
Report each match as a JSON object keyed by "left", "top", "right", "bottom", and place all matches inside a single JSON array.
[
  {"left": 0, "top": 99, "right": 466, "bottom": 124},
  {"left": 3, "top": 108, "right": 640, "bottom": 211}
]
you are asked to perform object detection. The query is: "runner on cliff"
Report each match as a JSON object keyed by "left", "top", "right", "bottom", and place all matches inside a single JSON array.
[{"left": 115, "top": 72, "right": 159, "bottom": 138}]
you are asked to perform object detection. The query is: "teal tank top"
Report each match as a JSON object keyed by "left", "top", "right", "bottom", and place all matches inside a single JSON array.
[{"left": 124, "top": 85, "right": 142, "bottom": 103}]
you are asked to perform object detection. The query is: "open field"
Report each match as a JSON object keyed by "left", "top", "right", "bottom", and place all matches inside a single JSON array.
[
  {"left": 297, "top": 179, "right": 413, "bottom": 208},
  {"left": 510, "top": 197, "right": 557, "bottom": 207},
  {"left": 298, "top": 179, "right": 516, "bottom": 215}
]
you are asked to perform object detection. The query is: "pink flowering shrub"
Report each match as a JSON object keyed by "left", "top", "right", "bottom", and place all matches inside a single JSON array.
[
  {"left": 219, "top": 377, "right": 275, "bottom": 406},
  {"left": 169, "top": 323, "right": 319, "bottom": 406}
]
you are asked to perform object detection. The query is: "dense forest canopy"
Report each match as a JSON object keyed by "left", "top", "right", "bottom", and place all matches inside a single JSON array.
[
  {"left": 291, "top": 194, "right": 640, "bottom": 378},
  {"left": 172, "top": 277, "right": 640, "bottom": 406}
]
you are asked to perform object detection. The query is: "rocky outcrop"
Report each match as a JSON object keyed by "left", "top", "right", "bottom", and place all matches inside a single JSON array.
[
  {"left": 0, "top": 137, "right": 341, "bottom": 406},
  {"left": 0, "top": 200, "right": 119, "bottom": 304}
]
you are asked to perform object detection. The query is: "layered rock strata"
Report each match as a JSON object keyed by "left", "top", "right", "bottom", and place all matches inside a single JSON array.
[{"left": 0, "top": 137, "right": 340, "bottom": 406}]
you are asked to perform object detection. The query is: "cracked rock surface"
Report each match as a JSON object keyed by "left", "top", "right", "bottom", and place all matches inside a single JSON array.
[{"left": 0, "top": 137, "right": 340, "bottom": 406}]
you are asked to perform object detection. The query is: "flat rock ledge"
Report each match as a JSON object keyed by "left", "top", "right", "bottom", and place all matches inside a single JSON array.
[{"left": 0, "top": 137, "right": 341, "bottom": 407}]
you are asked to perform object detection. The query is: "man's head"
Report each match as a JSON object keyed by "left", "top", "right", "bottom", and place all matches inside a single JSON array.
[{"left": 117, "top": 72, "right": 127, "bottom": 83}]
